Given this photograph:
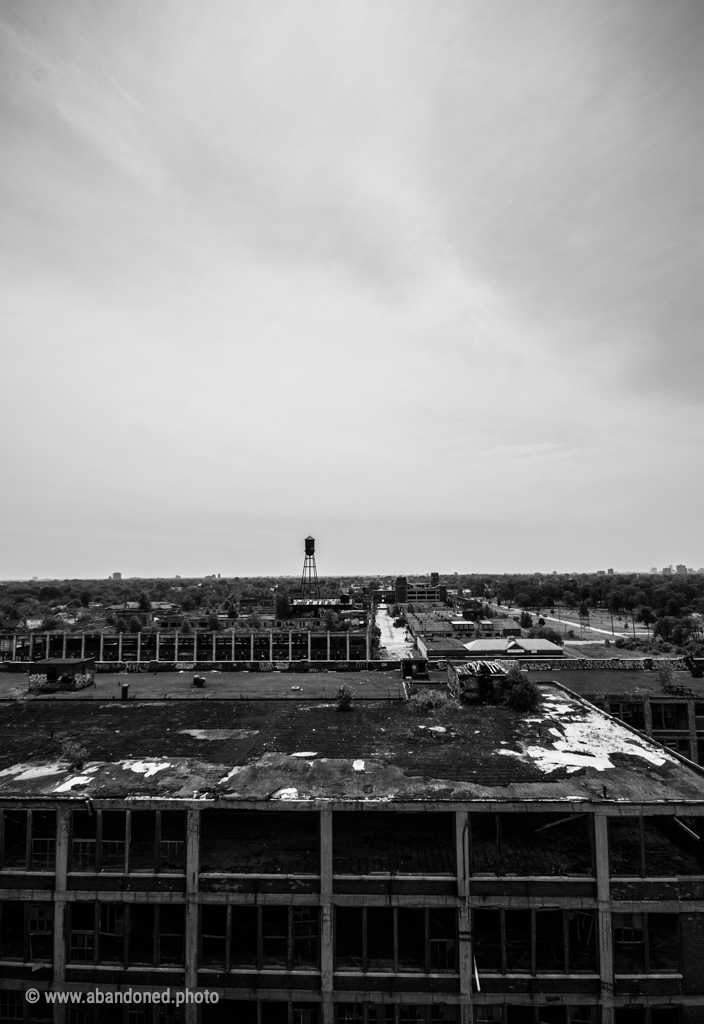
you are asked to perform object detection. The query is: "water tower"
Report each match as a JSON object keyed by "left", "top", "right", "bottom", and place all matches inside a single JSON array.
[{"left": 300, "top": 536, "right": 321, "bottom": 599}]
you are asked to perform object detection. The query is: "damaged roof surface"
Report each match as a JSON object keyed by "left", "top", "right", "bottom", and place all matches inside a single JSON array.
[
  {"left": 527, "top": 669, "right": 704, "bottom": 697},
  {"left": 0, "top": 684, "right": 702, "bottom": 805}
]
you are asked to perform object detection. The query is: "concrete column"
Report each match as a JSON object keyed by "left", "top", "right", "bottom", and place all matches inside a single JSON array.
[
  {"left": 11, "top": 634, "right": 17, "bottom": 661},
  {"left": 156, "top": 632, "right": 160, "bottom": 662},
  {"left": 99, "top": 632, "right": 104, "bottom": 662},
  {"left": 320, "top": 807, "right": 334, "bottom": 1024},
  {"left": 136, "top": 631, "right": 141, "bottom": 663},
  {"left": 53, "top": 807, "right": 70, "bottom": 1024},
  {"left": 80, "top": 633, "right": 86, "bottom": 659},
  {"left": 62, "top": 632, "right": 67, "bottom": 658},
  {"left": 456, "top": 811, "right": 472, "bottom": 1024},
  {"left": 184, "top": 808, "right": 200, "bottom": 1024},
  {"left": 250, "top": 633, "right": 254, "bottom": 660},
  {"left": 231, "top": 633, "right": 235, "bottom": 662},
  {"left": 118, "top": 632, "right": 123, "bottom": 662},
  {"left": 326, "top": 631, "right": 331, "bottom": 661},
  {"left": 308, "top": 631, "right": 312, "bottom": 661},
  {"left": 212, "top": 633, "right": 217, "bottom": 662},
  {"left": 643, "top": 697, "right": 653, "bottom": 738},
  {"left": 594, "top": 813, "right": 614, "bottom": 1024},
  {"left": 269, "top": 631, "right": 273, "bottom": 661},
  {"left": 175, "top": 633, "right": 179, "bottom": 661},
  {"left": 688, "top": 700, "right": 698, "bottom": 763},
  {"left": 346, "top": 633, "right": 350, "bottom": 661},
  {"left": 289, "top": 631, "right": 293, "bottom": 662}
]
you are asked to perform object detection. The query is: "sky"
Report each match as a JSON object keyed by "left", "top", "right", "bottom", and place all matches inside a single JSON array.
[{"left": 1, "top": 0, "right": 703, "bottom": 578}]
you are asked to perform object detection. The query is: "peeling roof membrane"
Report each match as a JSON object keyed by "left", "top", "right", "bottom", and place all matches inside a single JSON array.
[
  {"left": 499, "top": 692, "right": 676, "bottom": 774},
  {"left": 179, "top": 729, "right": 258, "bottom": 741},
  {"left": 121, "top": 760, "right": 171, "bottom": 777}
]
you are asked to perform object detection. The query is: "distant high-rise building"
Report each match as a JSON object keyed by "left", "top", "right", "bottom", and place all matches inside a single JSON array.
[
  {"left": 662, "top": 566, "right": 672, "bottom": 576},
  {"left": 111, "top": 572, "right": 122, "bottom": 580},
  {"left": 431, "top": 572, "right": 439, "bottom": 587},
  {"left": 651, "top": 567, "right": 658, "bottom": 574},
  {"left": 676, "top": 564, "right": 688, "bottom": 575},
  {"left": 607, "top": 568, "right": 614, "bottom": 575},
  {"left": 395, "top": 576, "right": 408, "bottom": 603}
]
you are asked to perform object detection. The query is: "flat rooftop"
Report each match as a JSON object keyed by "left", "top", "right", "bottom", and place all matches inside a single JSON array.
[
  {"left": 0, "top": 669, "right": 406, "bottom": 702},
  {"left": 0, "top": 683, "right": 702, "bottom": 806}
]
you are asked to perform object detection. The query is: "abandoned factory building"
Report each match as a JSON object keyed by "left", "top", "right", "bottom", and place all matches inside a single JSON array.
[{"left": 1, "top": 675, "right": 704, "bottom": 1024}]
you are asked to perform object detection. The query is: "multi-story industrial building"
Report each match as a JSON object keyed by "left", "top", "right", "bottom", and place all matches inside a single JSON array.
[
  {"left": 0, "top": 631, "right": 371, "bottom": 667},
  {"left": 1, "top": 677, "right": 704, "bottom": 1024}
]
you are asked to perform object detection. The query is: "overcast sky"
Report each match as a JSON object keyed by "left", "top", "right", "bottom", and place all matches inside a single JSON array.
[{"left": 1, "top": 0, "right": 702, "bottom": 578}]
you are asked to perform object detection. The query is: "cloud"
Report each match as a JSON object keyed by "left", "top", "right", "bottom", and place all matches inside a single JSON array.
[{"left": 0, "top": 0, "right": 702, "bottom": 575}]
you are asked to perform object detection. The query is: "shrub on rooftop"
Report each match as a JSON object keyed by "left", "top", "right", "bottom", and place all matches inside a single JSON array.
[
  {"left": 505, "top": 679, "right": 540, "bottom": 713},
  {"left": 408, "top": 689, "right": 455, "bottom": 713},
  {"left": 336, "top": 684, "right": 354, "bottom": 712},
  {"left": 501, "top": 663, "right": 529, "bottom": 694}
]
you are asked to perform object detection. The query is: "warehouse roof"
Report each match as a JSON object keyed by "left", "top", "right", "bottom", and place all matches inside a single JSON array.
[{"left": 0, "top": 683, "right": 702, "bottom": 806}]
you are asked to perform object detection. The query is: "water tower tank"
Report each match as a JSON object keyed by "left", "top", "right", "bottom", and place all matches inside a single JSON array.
[{"left": 305, "top": 536, "right": 316, "bottom": 556}]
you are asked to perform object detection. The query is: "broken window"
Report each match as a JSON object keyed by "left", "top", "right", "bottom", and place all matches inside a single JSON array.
[
  {"left": 127, "top": 810, "right": 185, "bottom": 873},
  {"left": 336, "top": 1011, "right": 457, "bottom": 1024},
  {"left": 129, "top": 904, "right": 155, "bottom": 965},
  {"left": 28, "top": 903, "right": 54, "bottom": 961},
  {"left": 160, "top": 811, "right": 186, "bottom": 871},
  {"left": 101, "top": 811, "right": 126, "bottom": 871},
  {"left": 69, "top": 903, "right": 96, "bottom": 963},
  {"left": 479, "top": 1011, "right": 599, "bottom": 1024},
  {"left": 505, "top": 910, "right": 531, "bottom": 972},
  {"left": 31, "top": 812, "right": 56, "bottom": 870},
  {"left": 71, "top": 811, "right": 97, "bottom": 872},
  {"left": 333, "top": 813, "right": 455, "bottom": 874},
  {"left": 230, "top": 906, "right": 259, "bottom": 968},
  {"left": 201, "top": 1001, "right": 257, "bottom": 1024},
  {"left": 158, "top": 905, "right": 185, "bottom": 965},
  {"left": 201, "top": 906, "right": 227, "bottom": 969},
  {"left": 334, "top": 907, "right": 456, "bottom": 974},
  {"left": 609, "top": 817, "right": 704, "bottom": 876},
  {"left": 200, "top": 811, "right": 320, "bottom": 874},
  {"left": 98, "top": 904, "right": 125, "bottom": 963},
  {"left": 613, "top": 913, "right": 679, "bottom": 973},
  {"left": 616, "top": 1011, "right": 681, "bottom": 1024},
  {"left": 0, "top": 810, "right": 54, "bottom": 871},
  {"left": 367, "top": 908, "right": 395, "bottom": 971},
  {"left": 651, "top": 704, "right": 688, "bottom": 731},
  {"left": 470, "top": 813, "right": 593, "bottom": 876},
  {"left": 474, "top": 909, "right": 597, "bottom": 974},
  {"left": 2, "top": 811, "right": 28, "bottom": 869},
  {"left": 205, "top": 906, "right": 319, "bottom": 972},
  {"left": 0, "top": 903, "right": 25, "bottom": 959},
  {"left": 130, "top": 811, "right": 157, "bottom": 871},
  {"left": 609, "top": 704, "right": 646, "bottom": 731}
]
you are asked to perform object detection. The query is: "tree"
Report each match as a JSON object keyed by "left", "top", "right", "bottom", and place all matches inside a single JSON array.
[
  {"left": 116, "top": 618, "right": 128, "bottom": 633},
  {"left": 275, "top": 592, "right": 292, "bottom": 619},
  {"left": 578, "top": 601, "right": 589, "bottom": 620},
  {"left": 562, "top": 591, "right": 577, "bottom": 610},
  {"left": 128, "top": 616, "right": 142, "bottom": 633},
  {"left": 180, "top": 618, "right": 193, "bottom": 634},
  {"left": 519, "top": 611, "right": 533, "bottom": 629},
  {"left": 207, "top": 613, "right": 221, "bottom": 631},
  {"left": 637, "top": 605, "right": 656, "bottom": 638},
  {"left": 80, "top": 591, "right": 91, "bottom": 608},
  {"left": 138, "top": 592, "right": 152, "bottom": 611},
  {"left": 653, "top": 616, "right": 677, "bottom": 642},
  {"left": 529, "top": 626, "right": 563, "bottom": 646}
]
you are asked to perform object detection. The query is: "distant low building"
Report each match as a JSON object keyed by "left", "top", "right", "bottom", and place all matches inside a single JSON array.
[{"left": 462, "top": 637, "right": 565, "bottom": 660}]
